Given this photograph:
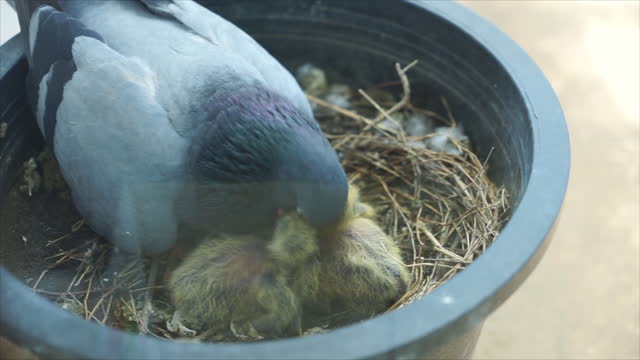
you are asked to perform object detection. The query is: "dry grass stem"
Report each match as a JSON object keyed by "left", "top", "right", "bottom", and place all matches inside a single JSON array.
[{"left": 313, "top": 60, "right": 510, "bottom": 309}]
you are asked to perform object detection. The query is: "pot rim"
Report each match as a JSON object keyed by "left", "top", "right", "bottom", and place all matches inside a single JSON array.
[{"left": 0, "top": 1, "right": 569, "bottom": 359}]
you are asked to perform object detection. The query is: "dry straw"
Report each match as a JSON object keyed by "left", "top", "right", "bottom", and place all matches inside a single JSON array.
[{"left": 307, "top": 60, "right": 510, "bottom": 309}]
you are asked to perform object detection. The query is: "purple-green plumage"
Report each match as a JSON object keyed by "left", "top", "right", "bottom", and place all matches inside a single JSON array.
[{"left": 182, "top": 86, "right": 348, "bottom": 234}]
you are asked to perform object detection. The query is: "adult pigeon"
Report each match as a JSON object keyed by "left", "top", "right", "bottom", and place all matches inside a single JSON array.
[{"left": 14, "top": 0, "right": 348, "bottom": 254}]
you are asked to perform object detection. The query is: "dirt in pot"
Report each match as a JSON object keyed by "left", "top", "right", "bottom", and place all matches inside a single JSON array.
[{"left": 0, "top": 61, "right": 510, "bottom": 342}]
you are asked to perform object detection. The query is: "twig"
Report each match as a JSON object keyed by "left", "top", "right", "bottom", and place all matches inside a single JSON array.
[
  {"left": 363, "top": 60, "right": 418, "bottom": 131},
  {"left": 32, "top": 270, "right": 49, "bottom": 291},
  {"left": 71, "top": 218, "right": 85, "bottom": 232},
  {"left": 306, "top": 94, "right": 398, "bottom": 142},
  {"left": 34, "top": 287, "right": 116, "bottom": 297}
]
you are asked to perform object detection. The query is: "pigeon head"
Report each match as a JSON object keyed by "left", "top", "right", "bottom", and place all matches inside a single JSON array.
[
  {"left": 273, "top": 128, "right": 349, "bottom": 226},
  {"left": 181, "top": 86, "right": 348, "bottom": 234}
]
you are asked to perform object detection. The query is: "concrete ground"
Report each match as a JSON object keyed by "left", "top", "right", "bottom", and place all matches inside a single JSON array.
[
  {"left": 1, "top": 1, "right": 639, "bottom": 359},
  {"left": 458, "top": 1, "right": 640, "bottom": 359}
]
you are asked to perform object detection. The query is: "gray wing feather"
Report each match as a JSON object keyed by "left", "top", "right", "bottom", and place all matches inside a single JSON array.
[
  {"left": 55, "top": 36, "right": 188, "bottom": 254},
  {"left": 136, "top": 0, "right": 313, "bottom": 118},
  {"left": 17, "top": 5, "right": 102, "bottom": 143}
]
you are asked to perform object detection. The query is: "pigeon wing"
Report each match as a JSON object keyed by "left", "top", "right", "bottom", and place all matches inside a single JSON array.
[{"left": 24, "top": 6, "right": 187, "bottom": 254}]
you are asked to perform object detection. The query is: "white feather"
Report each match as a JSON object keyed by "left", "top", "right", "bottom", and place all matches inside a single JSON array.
[
  {"left": 28, "top": 6, "right": 43, "bottom": 57},
  {"left": 35, "top": 64, "right": 53, "bottom": 133},
  {"left": 426, "top": 125, "right": 470, "bottom": 156}
]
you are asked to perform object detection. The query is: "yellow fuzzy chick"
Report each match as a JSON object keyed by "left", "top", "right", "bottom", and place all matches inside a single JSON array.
[
  {"left": 167, "top": 212, "right": 320, "bottom": 339},
  {"left": 167, "top": 185, "right": 408, "bottom": 338},
  {"left": 310, "top": 185, "right": 409, "bottom": 325}
]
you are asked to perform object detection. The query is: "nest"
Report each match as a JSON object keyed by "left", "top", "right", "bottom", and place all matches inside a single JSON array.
[
  {"left": 14, "top": 61, "right": 510, "bottom": 341},
  {"left": 307, "top": 61, "right": 510, "bottom": 307}
]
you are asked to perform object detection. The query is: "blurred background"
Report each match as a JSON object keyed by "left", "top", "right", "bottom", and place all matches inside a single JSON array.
[
  {"left": 459, "top": 2, "right": 639, "bottom": 359},
  {"left": 1, "top": 0, "right": 638, "bottom": 359}
]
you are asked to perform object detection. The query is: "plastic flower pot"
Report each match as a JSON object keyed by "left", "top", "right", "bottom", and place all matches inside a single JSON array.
[{"left": 0, "top": 1, "right": 569, "bottom": 359}]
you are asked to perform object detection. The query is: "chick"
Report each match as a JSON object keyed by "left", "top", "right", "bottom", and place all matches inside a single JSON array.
[
  {"left": 310, "top": 186, "right": 409, "bottom": 325},
  {"left": 268, "top": 214, "right": 322, "bottom": 303},
  {"left": 318, "top": 217, "right": 408, "bottom": 321},
  {"left": 168, "top": 212, "right": 320, "bottom": 339},
  {"left": 169, "top": 185, "right": 408, "bottom": 338}
]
